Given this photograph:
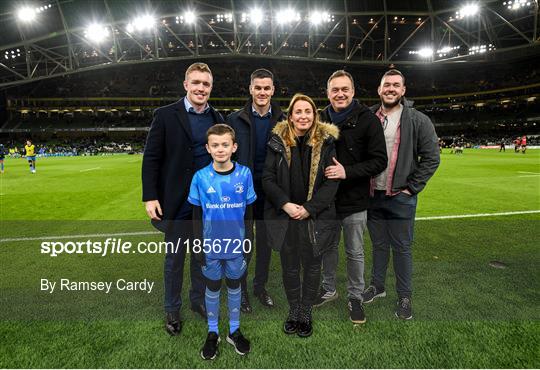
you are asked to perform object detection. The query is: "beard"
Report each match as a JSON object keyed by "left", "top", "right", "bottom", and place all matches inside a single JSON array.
[{"left": 382, "top": 95, "right": 401, "bottom": 109}]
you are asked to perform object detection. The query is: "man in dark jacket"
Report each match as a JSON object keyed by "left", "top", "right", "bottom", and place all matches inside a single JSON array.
[
  {"left": 227, "top": 69, "right": 285, "bottom": 312},
  {"left": 363, "top": 69, "right": 440, "bottom": 320},
  {"left": 314, "top": 70, "right": 387, "bottom": 325},
  {"left": 142, "top": 62, "right": 223, "bottom": 336}
]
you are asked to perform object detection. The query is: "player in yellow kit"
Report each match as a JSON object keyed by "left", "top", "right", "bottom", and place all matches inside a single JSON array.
[{"left": 24, "top": 140, "right": 36, "bottom": 174}]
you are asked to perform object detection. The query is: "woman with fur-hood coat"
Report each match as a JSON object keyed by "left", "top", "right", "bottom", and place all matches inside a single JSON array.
[{"left": 262, "top": 94, "right": 340, "bottom": 338}]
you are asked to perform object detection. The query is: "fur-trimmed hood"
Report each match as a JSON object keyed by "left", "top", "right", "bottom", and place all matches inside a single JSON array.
[{"left": 268, "top": 120, "right": 339, "bottom": 201}]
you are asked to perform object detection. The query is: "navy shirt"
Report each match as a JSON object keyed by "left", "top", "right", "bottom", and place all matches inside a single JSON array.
[
  {"left": 252, "top": 106, "right": 272, "bottom": 184},
  {"left": 177, "top": 98, "right": 215, "bottom": 219}
]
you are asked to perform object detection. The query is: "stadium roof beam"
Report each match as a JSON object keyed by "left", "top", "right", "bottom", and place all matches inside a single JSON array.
[
  {"left": 103, "top": 0, "right": 120, "bottom": 63},
  {"left": 485, "top": 6, "right": 533, "bottom": 43},
  {"left": 272, "top": 19, "right": 303, "bottom": 56},
  {"left": 436, "top": 16, "right": 473, "bottom": 48},
  {"left": 310, "top": 17, "right": 344, "bottom": 58},
  {"left": 388, "top": 18, "right": 429, "bottom": 60},
  {"left": 55, "top": 0, "right": 75, "bottom": 70},
  {"left": 347, "top": 16, "right": 382, "bottom": 60},
  {"left": 0, "top": 0, "right": 538, "bottom": 88}
]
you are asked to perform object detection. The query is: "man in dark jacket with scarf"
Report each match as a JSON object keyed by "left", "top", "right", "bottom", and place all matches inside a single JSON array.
[
  {"left": 227, "top": 68, "right": 285, "bottom": 312},
  {"left": 363, "top": 69, "right": 440, "bottom": 320},
  {"left": 315, "top": 70, "right": 387, "bottom": 325},
  {"left": 142, "top": 62, "right": 223, "bottom": 336}
]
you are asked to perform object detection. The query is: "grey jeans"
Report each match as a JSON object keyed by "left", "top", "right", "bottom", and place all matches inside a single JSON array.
[{"left": 321, "top": 211, "right": 367, "bottom": 301}]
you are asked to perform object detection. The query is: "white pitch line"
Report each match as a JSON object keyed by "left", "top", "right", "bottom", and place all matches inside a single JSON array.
[
  {"left": 517, "top": 171, "right": 540, "bottom": 174},
  {"left": 0, "top": 230, "right": 160, "bottom": 243},
  {"left": 417, "top": 210, "right": 540, "bottom": 220},
  {"left": 79, "top": 167, "right": 101, "bottom": 172},
  {"left": 518, "top": 174, "right": 540, "bottom": 178},
  {"left": 1, "top": 210, "right": 539, "bottom": 244}
]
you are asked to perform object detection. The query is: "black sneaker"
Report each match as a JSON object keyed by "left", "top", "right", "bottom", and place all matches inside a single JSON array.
[
  {"left": 200, "top": 331, "right": 220, "bottom": 360},
  {"left": 241, "top": 291, "right": 252, "bottom": 313},
  {"left": 226, "top": 329, "right": 251, "bottom": 355},
  {"left": 190, "top": 303, "right": 207, "bottom": 320},
  {"left": 164, "top": 311, "right": 182, "bottom": 336},
  {"left": 313, "top": 289, "right": 338, "bottom": 308},
  {"left": 362, "top": 285, "right": 386, "bottom": 304},
  {"left": 348, "top": 298, "right": 366, "bottom": 324},
  {"left": 395, "top": 297, "right": 413, "bottom": 320},
  {"left": 255, "top": 289, "right": 275, "bottom": 307}
]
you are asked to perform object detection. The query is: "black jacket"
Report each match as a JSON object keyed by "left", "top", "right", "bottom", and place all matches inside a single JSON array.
[
  {"left": 226, "top": 99, "right": 285, "bottom": 173},
  {"left": 262, "top": 120, "right": 340, "bottom": 256},
  {"left": 320, "top": 100, "right": 387, "bottom": 215},
  {"left": 141, "top": 98, "right": 223, "bottom": 232}
]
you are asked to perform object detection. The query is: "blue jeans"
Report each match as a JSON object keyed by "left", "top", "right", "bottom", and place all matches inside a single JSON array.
[
  {"left": 163, "top": 219, "right": 206, "bottom": 313},
  {"left": 367, "top": 191, "right": 417, "bottom": 298},
  {"left": 321, "top": 211, "right": 367, "bottom": 301}
]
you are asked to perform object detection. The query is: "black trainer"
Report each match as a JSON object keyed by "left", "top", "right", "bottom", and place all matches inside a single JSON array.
[
  {"left": 200, "top": 331, "right": 220, "bottom": 360},
  {"left": 190, "top": 303, "right": 207, "bottom": 320},
  {"left": 313, "top": 289, "right": 338, "bottom": 308},
  {"left": 165, "top": 311, "right": 182, "bottom": 336},
  {"left": 283, "top": 304, "right": 300, "bottom": 335},
  {"left": 395, "top": 297, "right": 413, "bottom": 320},
  {"left": 241, "top": 291, "right": 252, "bottom": 313},
  {"left": 226, "top": 329, "right": 251, "bottom": 355},
  {"left": 255, "top": 289, "right": 275, "bottom": 307},
  {"left": 362, "top": 285, "right": 386, "bottom": 304},
  {"left": 297, "top": 305, "right": 313, "bottom": 338},
  {"left": 348, "top": 298, "right": 366, "bottom": 324}
]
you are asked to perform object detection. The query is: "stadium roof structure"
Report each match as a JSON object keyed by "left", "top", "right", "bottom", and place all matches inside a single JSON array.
[{"left": 0, "top": 0, "right": 538, "bottom": 88}]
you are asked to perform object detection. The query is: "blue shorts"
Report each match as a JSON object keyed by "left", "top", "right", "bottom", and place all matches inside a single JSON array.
[
  {"left": 202, "top": 256, "right": 246, "bottom": 281},
  {"left": 27, "top": 156, "right": 36, "bottom": 161}
]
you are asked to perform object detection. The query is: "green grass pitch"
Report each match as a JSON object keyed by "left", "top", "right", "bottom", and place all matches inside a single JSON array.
[{"left": 0, "top": 149, "right": 539, "bottom": 368}]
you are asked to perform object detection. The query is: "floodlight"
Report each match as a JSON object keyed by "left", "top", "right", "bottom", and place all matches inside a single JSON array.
[
  {"left": 276, "top": 8, "right": 300, "bottom": 25},
  {"left": 249, "top": 8, "right": 263, "bottom": 25},
  {"left": 459, "top": 4, "right": 479, "bottom": 17},
  {"left": 84, "top": 23, "right": 110, "bottom": 43},
  {"left": 418, "top": 48, "right": 433, "bottom": 57},
  {"left": 127, "top": 14, "right": 155, "bottom": 32},
  {"left": 17, "top": 7, "right": 36, "bottom": 22},
  {"left": 310, "top": 10, "right": 330, "bottom": 25},
  {"left": 184, "top": 11, "right": 196, "bottom": 24}
]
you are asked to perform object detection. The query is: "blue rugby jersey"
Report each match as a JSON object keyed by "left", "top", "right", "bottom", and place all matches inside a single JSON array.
[{"left": 188, "top": 162, "right": 256, "bottom": 259}]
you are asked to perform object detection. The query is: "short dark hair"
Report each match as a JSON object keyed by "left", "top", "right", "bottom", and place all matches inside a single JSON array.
[
  {"left": 381, "top": 69, "right": 405, "bottom": 85},
  {"left": 250, "top": 68, "right": 274, "bottom": 83},
  {"left": 206, "top": 123, "right": 236, "bottom": 143},
  {"left": 327, "top": 70, "right": 354, "bottom": 89}
]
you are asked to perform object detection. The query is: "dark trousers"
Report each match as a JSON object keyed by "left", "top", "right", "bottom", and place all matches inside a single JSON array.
[
  {"left": 163, "top": 219, "right": 206, "bottom": 313},
  {"left": 280, "top": 220, "right": 322, "bottom": 307},
  {"left": 241, "top": 195, "right": 272, "bottom": 295},
  {"left": 367, "top": 191, "right": 417, "bottom": 299}
]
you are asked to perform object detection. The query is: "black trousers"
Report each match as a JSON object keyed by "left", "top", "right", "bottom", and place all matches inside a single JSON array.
[
  {"left": 280, "top": 220, "right": 321, "bottom": 307},
  {"left": 163, "top": 219, "right": 206, "bottom": 313},
  {"left": 241, "top": 194, "right": 272, "bottom": 295}
]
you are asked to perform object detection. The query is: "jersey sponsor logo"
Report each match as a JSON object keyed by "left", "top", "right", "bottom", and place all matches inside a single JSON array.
[
  {"left": 221, "top": 196, "right": 231, "bottom": 202},
  {"left": 207, "top": 185, "right": 216, "bottom": 194}
]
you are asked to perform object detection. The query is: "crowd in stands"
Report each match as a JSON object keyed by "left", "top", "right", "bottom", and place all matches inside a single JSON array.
[{"left": 5, "top": 58, "right": 539, "bottom": 100}]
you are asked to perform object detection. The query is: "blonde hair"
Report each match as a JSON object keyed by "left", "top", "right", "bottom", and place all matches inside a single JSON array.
[
  {"left": 283, "top": 93, "right": 320, "bottom": 147},
  {"left": 184, "top": 62, "right": 212, "bottom": 81}
]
